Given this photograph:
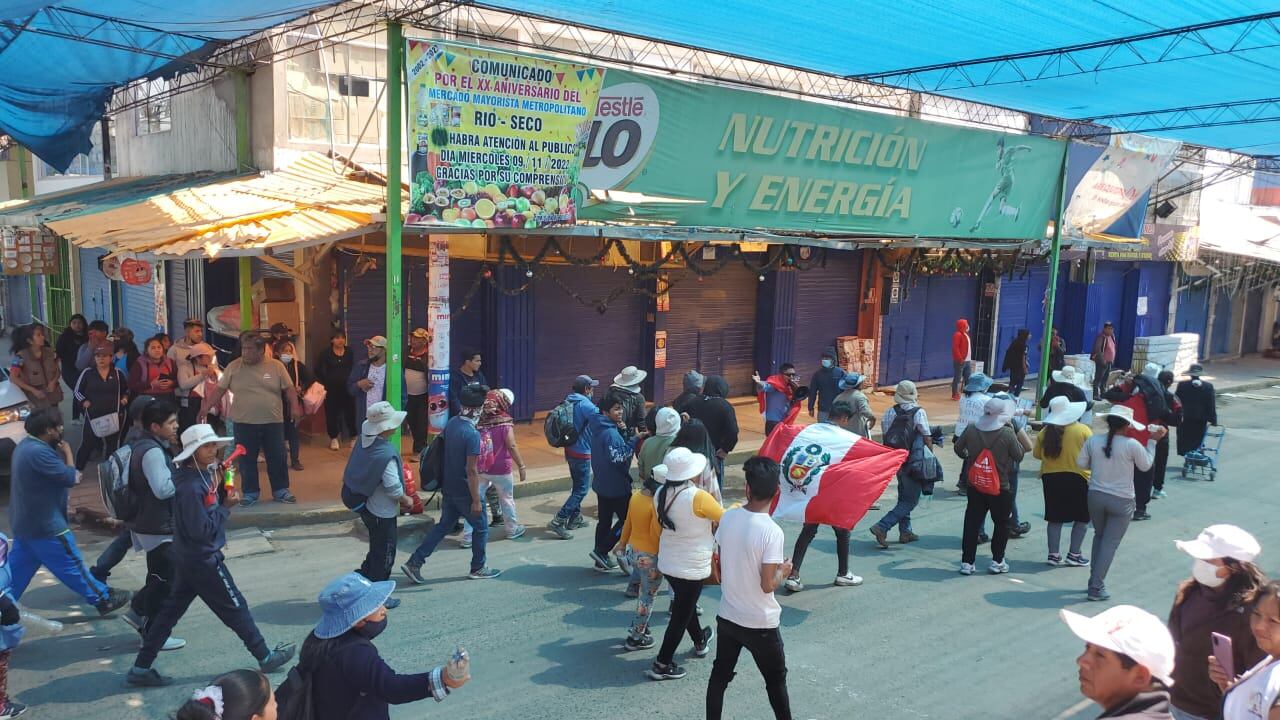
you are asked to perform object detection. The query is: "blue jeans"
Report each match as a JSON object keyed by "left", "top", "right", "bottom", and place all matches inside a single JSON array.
[
  {"left": 9, "top": 532, "right": 110, "bottom": 605},
  {"left": 875, "top": 473, "right": 921, "bottom": 534},
  {"left": 408, "top": 494, "right": 487, "bottom": 572},
  {"left": 952, "top": 360, "right": 971, "bottom": 396},
  {"left": 233, "top": 421, "right": 290, "bottom": 500},
  {"left": 555, "top": 456, "right": 592, "bottom": 521}
]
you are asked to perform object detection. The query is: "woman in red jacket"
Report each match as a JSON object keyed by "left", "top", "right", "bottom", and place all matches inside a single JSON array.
[{"left": 129, "top": 335, "right": 178, "bottom": 404}]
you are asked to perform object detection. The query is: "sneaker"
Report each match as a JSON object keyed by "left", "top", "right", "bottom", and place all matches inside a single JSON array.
[
  {"left": 290, "top": 460, "right": 304, "bottom": 471},
  {"left": 384, "top": 597, "right": 402, "bottom": 610},
  {"left": 468, "top": 567, "right": 501, "bottom": 580},
  {"left": 1152, "top": 489, "right": 1167, "bottom": 499},
  {"left": 1046, "top": 554, "right": 1063, "bottom": 566},
  {"left": 1016, "top": 521, "right": 1031, "bottom": 534},
  {"left": 546, "top": 518, "right": 574, "bottom": 540},
  {"left": 834, "top": 572, "right": 864, "bottom": 586},
  {"left": 569, "top": 515, "right": 590, "bottom": 530},
  {"left": 0, "top": 700, "right": 28, "bottom": 719},
  {"left": 588, "top": 550, "right": 617, "bottom": 572},
  {"left": 784, "top": 575, "right": 804, "bottom": 592},
  {"left": 507, "top": 524, "right": 526, "bottom": 540},
  {"left": 149, "top": 636, "right": 186, "bottom": 652},
  {"left": 899, "top": 531, "right": 920, "bottom": 544},
  {"left": 624, "top": 584, "right": 640, "bottom": 599},
  {"left": 693, "top": 626, "right": 714, "bottom": 657},
  {"left": 121, "top": 609, "right": 144, "bottom": 632},
  {"left": 450, "top": 520, "right": 464, "bottom": 535},
  {"left": 1133, "top": 511, "right": 1151, "bottom": 521},
  {"left": 869, "top": 525, "right": 889, "bottom": 549},
  {"left": 96, "top": 588, "right": 131, "bottom": 616},
  {"left": 988, "top": 560, "right": 1010, "bottom": 575},
  {"left": 275, "top": 491, "right": 298, "bottom": 504},
  {"left": 614, "top": 551, "right": 633, "bottom": 575},
  {"left": 625, "top": 634, "right": 655, "bottom": 651},
  {"left": 977, "top": 532, "right": 990, "bottom": 544},
  {"left": 696, "top": 604, "right": 703, "bottom": 617},
  {"left": 259, "top": 642, "right": 297, "bottom": 673},
  {"left": 1008, "top": 526, "right": 1027, "bottom": 539},
  {"left": 459, "top": 537, "right": 472, "bottom": 549},
  {"left": 329, "top": 438, "right": 339, "bottom": 451},
  {"left": 125, "top": 668, "right": 172, "bottom": 688},
  {"left": 646, "top": 661, "right": 687, "bottom": 681},
  {"left": 959, "top": 562, "right": 976, "bottom": 576},
  {"left": 239, "top": 495, "right": 259, "bottom": 508},
  {"left": 402, "top": 562, "right": 426, "bottom": 585},
  {"left": 1087, "top": 590, "right": 1111, "bottom": 602},
  {"left": 489, "top": 514, "right": 503, "bottom": 528},
  {"left": 1065, "top": 553, "right": 1091, "bottom": 567},
  {"left": 951, "top": 393, "right": 961, "bottom": 401}
]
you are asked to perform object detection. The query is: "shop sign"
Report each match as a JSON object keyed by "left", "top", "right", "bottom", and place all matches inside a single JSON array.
[
  {"left": 1062, "top": 136, "right": 1180, "bottom": 240},
  {"left": 1, "top": 227, "right": 58, "bottom": 275},
  {"left": 577, "top": 69, "right": 1065, "bottom": 240},
  {"left": 654, "top": 330, "right": 667, "bottom": 369},
  {"left": 405, "top": 40, "right": 606, "bottom": 230}
]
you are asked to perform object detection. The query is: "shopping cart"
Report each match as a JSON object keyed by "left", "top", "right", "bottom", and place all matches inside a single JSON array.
[{"left": 1181, "top": 426, "right": 1225, "bottom": 482}]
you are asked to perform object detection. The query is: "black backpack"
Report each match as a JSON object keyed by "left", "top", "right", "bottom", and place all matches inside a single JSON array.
[
  {"left": 882, "top": 406, "right": 920, "bottom": 450},
  {"left": 275, "top": 635, "right": 373, "bottom": 720},
  {"left": 417, "top": 432, "right": 446, "bottom": 493},
  {"left": 544, "top": 399, "right": 582, "bottom": 448}
]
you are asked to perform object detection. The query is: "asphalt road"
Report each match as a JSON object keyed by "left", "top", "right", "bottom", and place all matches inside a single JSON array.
[{"left": 11, "top": 393, "right": 1279, "bottom": 720}]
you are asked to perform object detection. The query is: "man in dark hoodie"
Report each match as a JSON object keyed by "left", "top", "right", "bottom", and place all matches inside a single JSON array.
[
  {"left": 586, "top": 395, "right": 644, "bottom": 573},
  {"left": 1061, "top": 605, "right": 1175, "bottom": 719},
  {"left": 807, "top": 347, "right": 845, "bottom": 422},
  {"left": 672, "top": 371, "right": 704, "bottom": 416},
  {"left": 687, "top": 375, "right": 739, "bottom": 486}
]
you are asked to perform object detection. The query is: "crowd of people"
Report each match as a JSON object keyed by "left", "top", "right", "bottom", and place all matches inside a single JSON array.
[{"left": 3, "top": 313, "right": 1274, "bottom": 720}]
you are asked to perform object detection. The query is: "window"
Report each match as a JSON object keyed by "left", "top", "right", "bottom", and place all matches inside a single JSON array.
[
  {"left": 286, "top": 41, "right": 386, "bottom": 145},
  {"left": 135, "top": 79, "right": 172, "bottom": 135}
]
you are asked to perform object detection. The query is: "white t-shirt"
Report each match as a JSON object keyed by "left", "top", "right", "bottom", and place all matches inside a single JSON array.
[
  {"left": 1224, "top": 656, "right": 1280, "bottom": 720},
  {"left": 715, "top": 507, "right": 785, "bottom": 630},
  {"left": 366, "top": 363, "right": 387, "bottom": 408}
]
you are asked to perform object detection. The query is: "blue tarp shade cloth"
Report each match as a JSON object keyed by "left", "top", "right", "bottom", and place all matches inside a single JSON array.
[
  {"left": 0, "top": 1, "right": 335, "bottom": 172},
  {"left": 476, "top": 0, "right": 1280, "bottom": 156}
]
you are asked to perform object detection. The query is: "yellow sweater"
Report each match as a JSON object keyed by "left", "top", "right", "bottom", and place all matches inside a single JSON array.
[
  {"left": 1034, "top": 423, "right": 1093, "bottom": 480},
  {"left": 619, "top": 490, "right": 661, "bottom": 555}
]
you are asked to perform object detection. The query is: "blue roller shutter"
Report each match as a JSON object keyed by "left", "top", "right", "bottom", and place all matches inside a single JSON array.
[
  {"left": 166, "top": 260, "right": 188, "bottom": 335},
  {"left": 1174, "top": 284, "right": 1210, "bottom": 357},
  {"left": 664, "top": 262, "right": 759, "bottom": 399},
  {"left": 995, "top": 265, "right": 1050, "bottom": 379},
  {"left": 792, "top": 249, "right": 862, "bottom": 368},
  {"left": 78, "top": 247, "right": 113, "bottom": 324},
  {"left": 450, "top": 260, "right": 485, "bottom": 367},
  {"left": 533, "top": 265, "right": 646, "bottom": 412},
  {"left": 879, "top": 279, "right": 929, "bottom": 385},
  {"left": 920, "top": 275, "right": 979, "bottom": 381},
  {"left": 122, "top": 275, "right": 162, "bottom": 339},
  {"left": 1211, "top": 287, "right": 1233, "bottom": 356}
]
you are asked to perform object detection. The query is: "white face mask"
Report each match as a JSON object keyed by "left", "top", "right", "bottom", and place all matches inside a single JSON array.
[
  {"left": 280, "top": 354, "right": 294, "bottom": 364},
  {"left": 1192, "top": 559, "right": 1227, "bottom": 588},
  {"left": 821, "top": 358, "right": 833, "bottom": 369}
]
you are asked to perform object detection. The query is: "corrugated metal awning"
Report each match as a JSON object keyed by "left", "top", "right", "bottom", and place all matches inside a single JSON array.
[{"left": 43, "top": 152, "right": 400, "bottom": 259}]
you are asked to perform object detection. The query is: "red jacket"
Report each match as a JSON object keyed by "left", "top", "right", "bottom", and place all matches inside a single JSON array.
[
  {"left": 129, "top": 356, "right": 177, "bottom": 396},
  {"left": 951, "top": 319, "right": 971, "bottom": 362}
]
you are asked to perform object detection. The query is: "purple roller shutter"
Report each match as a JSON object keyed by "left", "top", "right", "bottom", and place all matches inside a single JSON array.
[
  {"left": 792, "top": 249, "right": 862, "bottom": 368},
  {"left": 664, "top": 262, "right": 759, "bottom": 399}
]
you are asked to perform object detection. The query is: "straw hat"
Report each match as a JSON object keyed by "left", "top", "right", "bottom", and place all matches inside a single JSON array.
[
  {"left": 172, "top": 424, "right": 233, "bottom": 465},
  {"left": 614, "top": 366, "right": 648, "bottom": 387},
  {"left": 1042, "top": 395, "right": 1087, "bottom": 426}
]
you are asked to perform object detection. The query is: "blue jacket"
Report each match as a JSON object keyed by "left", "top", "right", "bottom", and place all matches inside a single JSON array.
[
  {"left": 761, "top": 383, "right": 792, "bottom": 423},
  {"left": 588, "top": 413, "right": 638, "bottom": 498},
  {"left": 564, "top": 392, "right": 598, "bottom": 458},
  {"left": 347, "top": 359, "right": 406, "bottom": 430},
  {"left": 172, "top": 466, "right": 229, "bottom": 566},
  {"left": 9, "top": 437, "right": 78, "bottom": 540}
]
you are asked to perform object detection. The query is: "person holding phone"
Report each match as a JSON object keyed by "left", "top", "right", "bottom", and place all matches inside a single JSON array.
[
  {"left": 1212, "top": 581, "right": 1280, "bottom": 720},
  {"left": 1167, "top": 525, "right": 1266, "bottom": 720}
]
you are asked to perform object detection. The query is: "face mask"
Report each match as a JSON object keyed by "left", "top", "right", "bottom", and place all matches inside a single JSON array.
[
  {"left": 821, "top": 359, "right": 833, "bottom": 368},
  {"left": 280, "top": 354, "right": 294, "bottom": 364},
  {"left": 1192, "top": 559, "right": 1227, "bottom": 588},
  {"left": 356, "top": 616, "right": 388, "bottom": 639}
]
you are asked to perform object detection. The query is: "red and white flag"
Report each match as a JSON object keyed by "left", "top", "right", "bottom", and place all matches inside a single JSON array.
[{"left": 760, "top": 422, "right": 908, "bottom": 528}]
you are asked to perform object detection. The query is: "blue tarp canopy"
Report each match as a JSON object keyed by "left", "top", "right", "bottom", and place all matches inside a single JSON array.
[
  {"left": 478, "top": 0, "right": 1280, "bottom": 156},
  {"left": 0, "top": 1, "right": 335, "bottom": 171}
]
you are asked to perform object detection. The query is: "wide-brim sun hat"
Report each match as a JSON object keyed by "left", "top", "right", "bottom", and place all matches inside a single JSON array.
[
  {"left": 1052, "top": 366, "right": 1077, "bottom": 384},
  {"left": 614, "top": 365, "right": 648, "bottom": 387},
  {"left": 172, "top": 424, "right": 233, "bottom": 465},
  {"left": 975, "top": 397, "right": 1015, "bottom": 432},
  {"left": 964, "top": 373, "right": 993, "bottom": 393},
  {"left": 894, "top": 380, "right": 918, "bottom": 405},
  {"left": 1102, "top": 404, "right": 1146, "bottom": 431},
  {"left": 1060, "top": 606, "right": 1175, "bottom": 687},
  {"left": 839, "top": 372, "right": 865, "bottom": 391},
  {"left": 1175, "top": 524, "right": 1261, "bottom": 563},
  {"left": 362, "top": 401, "right": 408, "bottom": 436},
  {"left": 314, "top": 572, "right": 396, "bottom": 640},
  {"left": 660, "top": 446, "right": 707, "bottom": 483},
  {"left": 187, "top": 342, "right": 216, "bottom": 359},
  {"left": 1043, "top": 396, "right": 1087, "bottom": 426}
]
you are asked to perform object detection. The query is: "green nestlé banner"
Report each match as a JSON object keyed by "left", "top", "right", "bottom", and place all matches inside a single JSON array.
[{"left": 577, "top": 70, "right": 1066, "bottom": 239}]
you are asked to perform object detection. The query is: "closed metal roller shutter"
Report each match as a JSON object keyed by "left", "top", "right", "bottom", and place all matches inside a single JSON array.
[
  {"left": 122, "top": 274, "right": 162, "bottom": 338},
  {"left": 533, "top": 265, "right": 646, "bottom": 411},
  {"left": 1174, "top": 285, "right": 1210, "bottom": 357},
  {"left": 166, "top": 260, "right": 188, "bottom": 333},
  {"left": 995, "top": 265, "right": 1050, "bottom": 377},
  {"left": 879, "top": 274, "right": 979, "bottom": 383},
  {"left": 664, "top": 262, "right": 759, "bottom": 399},
  {"left": 78, "top": 248, "right": 113, "bottom": 324},
  {"left": 792, "top": 249, "right": 862, "bottom": 365}
]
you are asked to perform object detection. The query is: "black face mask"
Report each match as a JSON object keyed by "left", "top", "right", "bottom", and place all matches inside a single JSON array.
[{"left": 356, "top": 617, "right": 388, "bottom": 640}]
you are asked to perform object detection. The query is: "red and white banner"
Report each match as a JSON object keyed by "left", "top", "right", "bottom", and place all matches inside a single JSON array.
[{"left": 760, "top": 422, "right": 908, "bottom": 529}]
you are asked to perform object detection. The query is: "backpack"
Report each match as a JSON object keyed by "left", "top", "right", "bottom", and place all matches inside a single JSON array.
[
  {"left": 97, "top": 443, "right": 141, "bottom": 523},
  {"left": 882, "top": 406, "right": 920, "bottom": 450},
  {"left": 417, "top": 432, "right": 446, "bottom": 492},
  {"left": 477, "top": 427, "right": 497, "bottom": 474},
  {"left": 544, "top": 399, "right": 583, "bottom": 448},
  {"left": 966, "top": 448, "right": 1002, "bottom": 496},
  {"left": 274, "top": 635, "right": 372, "bottom": 720}
]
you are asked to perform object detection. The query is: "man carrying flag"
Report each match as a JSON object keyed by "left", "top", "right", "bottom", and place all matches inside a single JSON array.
[
  {"left": 759, "top": 400, "right": 908, "bottom": 592},
  {"left": 753, "top": 366, "right": 804, "bottom": 437}
]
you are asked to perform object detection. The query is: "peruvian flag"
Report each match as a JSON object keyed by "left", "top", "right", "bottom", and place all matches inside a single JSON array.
[{"left": 760, "top": 422, "right": 908, "bottom": 528}]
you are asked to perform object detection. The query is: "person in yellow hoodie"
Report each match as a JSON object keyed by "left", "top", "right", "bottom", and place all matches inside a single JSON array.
[{"left": 616, "top": 465, "right": 665, "bottom": 652}]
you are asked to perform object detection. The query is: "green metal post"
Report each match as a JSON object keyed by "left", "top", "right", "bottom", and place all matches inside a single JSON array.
[
  {"left": 234, "top": 70, "right": 254, "bottom": 330},
  {"left": 1035, "top": 144, "right": 1072, "bottom": 411},
  {"left": 385, "top": 22, "right": 405, "bottom": 436}
]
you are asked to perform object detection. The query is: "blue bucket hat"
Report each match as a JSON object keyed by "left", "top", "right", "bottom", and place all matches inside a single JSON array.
[
  {"left": 964, "top": 372, "right": 993, "bottom": 394},
  {"left": 839, "top": 373, "right": 865, "bottom": 390},
  {"left": 314, "top": 572, "right": 395, "bottom": 639}
]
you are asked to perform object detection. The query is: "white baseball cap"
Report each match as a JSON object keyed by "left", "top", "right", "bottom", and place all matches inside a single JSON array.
[
  {"left": 1176, "top": 524, "right": 1261, "bottom": 563},
  {"left": 1060, "top": 606, "right": 1176, "bottom": 687}
]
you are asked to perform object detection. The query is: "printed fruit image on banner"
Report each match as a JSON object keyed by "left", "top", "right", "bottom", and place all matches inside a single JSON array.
[{"left": 405, "top": 40, "right": 606, "bottom": 229}]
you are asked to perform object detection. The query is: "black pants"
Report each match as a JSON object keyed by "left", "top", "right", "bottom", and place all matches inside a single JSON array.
[
  {"left": 764, "top": 420, "right": 780, "bottom": 437},
  {"left": 1133, "top": 467, "right": 1153, "bottom": 514},
  {"left": 324, "top": 389, "right": 357, "bottom": 441},
  {"left": 91, "top": 528, "right": 132, "bottom": 580},
  {"left": 1008, "top": 370, "right": 1026, "bottom": 396},
  {"left": 593, "top": 493, "right": 630, "bottom": 556},
  {"left": 135, "top": 555, "right": 268, "bottom": 670},
  {"left": 177, "top": 397, "right": 201, "bottom": 433},
  {"left": 1093, "top": 362, "right": 1113, "bottom": 398},
  {"left": 130, "top": 543, "right": 175, "bottom": 631},
  {"left": 406, "top": 394, "right": 429, "bottom": 454},
  {"left": 790, "top": 524, "right": 849, "bottom": 577},
  {"left": 1152, "top": 436, "right": 1169, "bottom": 491},
  {"left": 962, "top": 490, "right": 1013, "bottom": 564},
  {"left": 75, "top": 425, "right": 121, "bottom": 470},
  {"left": 657, "top": 575, "right": 706, "bottom": 666},
  {"left": 358, "top": 510, "right": 398, "bottom": 582},
  {"left": 707, "top": 617, "right": 791, "bottom": 720},
  {"left": 283, "top": 418, "right": 302, "bottom": 465}
]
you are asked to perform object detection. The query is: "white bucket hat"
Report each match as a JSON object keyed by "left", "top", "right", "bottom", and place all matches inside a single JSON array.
[
  {"left": 1060, "top": 606, "right": 1175, "bottom": 687},
  {"left": 1043, "top": 395, "right": 1087, "bottom": 426},
  {"left": 659, "top": 446, "right": 707, "bottom": 483},
  {"left": 1051, "top": 366, "right": 1078, "bottom": 384},
  {"left": 614, "top": 365, "right": 648, "bottom": 388},
  {"left": 1102, "top": 404, "right": 1146, "bottom": 431},
  {"left": 172, "top": 424, "right": 233, "bottom": 465},
  {"left": 1176, "top": 524, "right": 1261, "bottom": 563},
  {"left": 975, "top": 397, "right": 1015, "bottom": 432},
  {"left": 894, "top": 380, "right": 918, "bottom": 405},
  {"left": 363, "top": 401, "right": 408, "bottom": 438}
]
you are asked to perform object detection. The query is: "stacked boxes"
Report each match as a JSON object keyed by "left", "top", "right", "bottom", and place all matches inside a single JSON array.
[
  {"left": 836, "top": 336, "right": 877, "bottom": 387},
  {"left": 1064, "top": 354, "right": 1096, "bottom": 390},
  {"left": 1131, "top": 333, "right": 1200, "bottom": 376}
]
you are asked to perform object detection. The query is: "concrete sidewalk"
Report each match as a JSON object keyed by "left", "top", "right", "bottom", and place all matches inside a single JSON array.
[{"left": 69, "top": 354, "right": 1280, "bottom": 530}]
